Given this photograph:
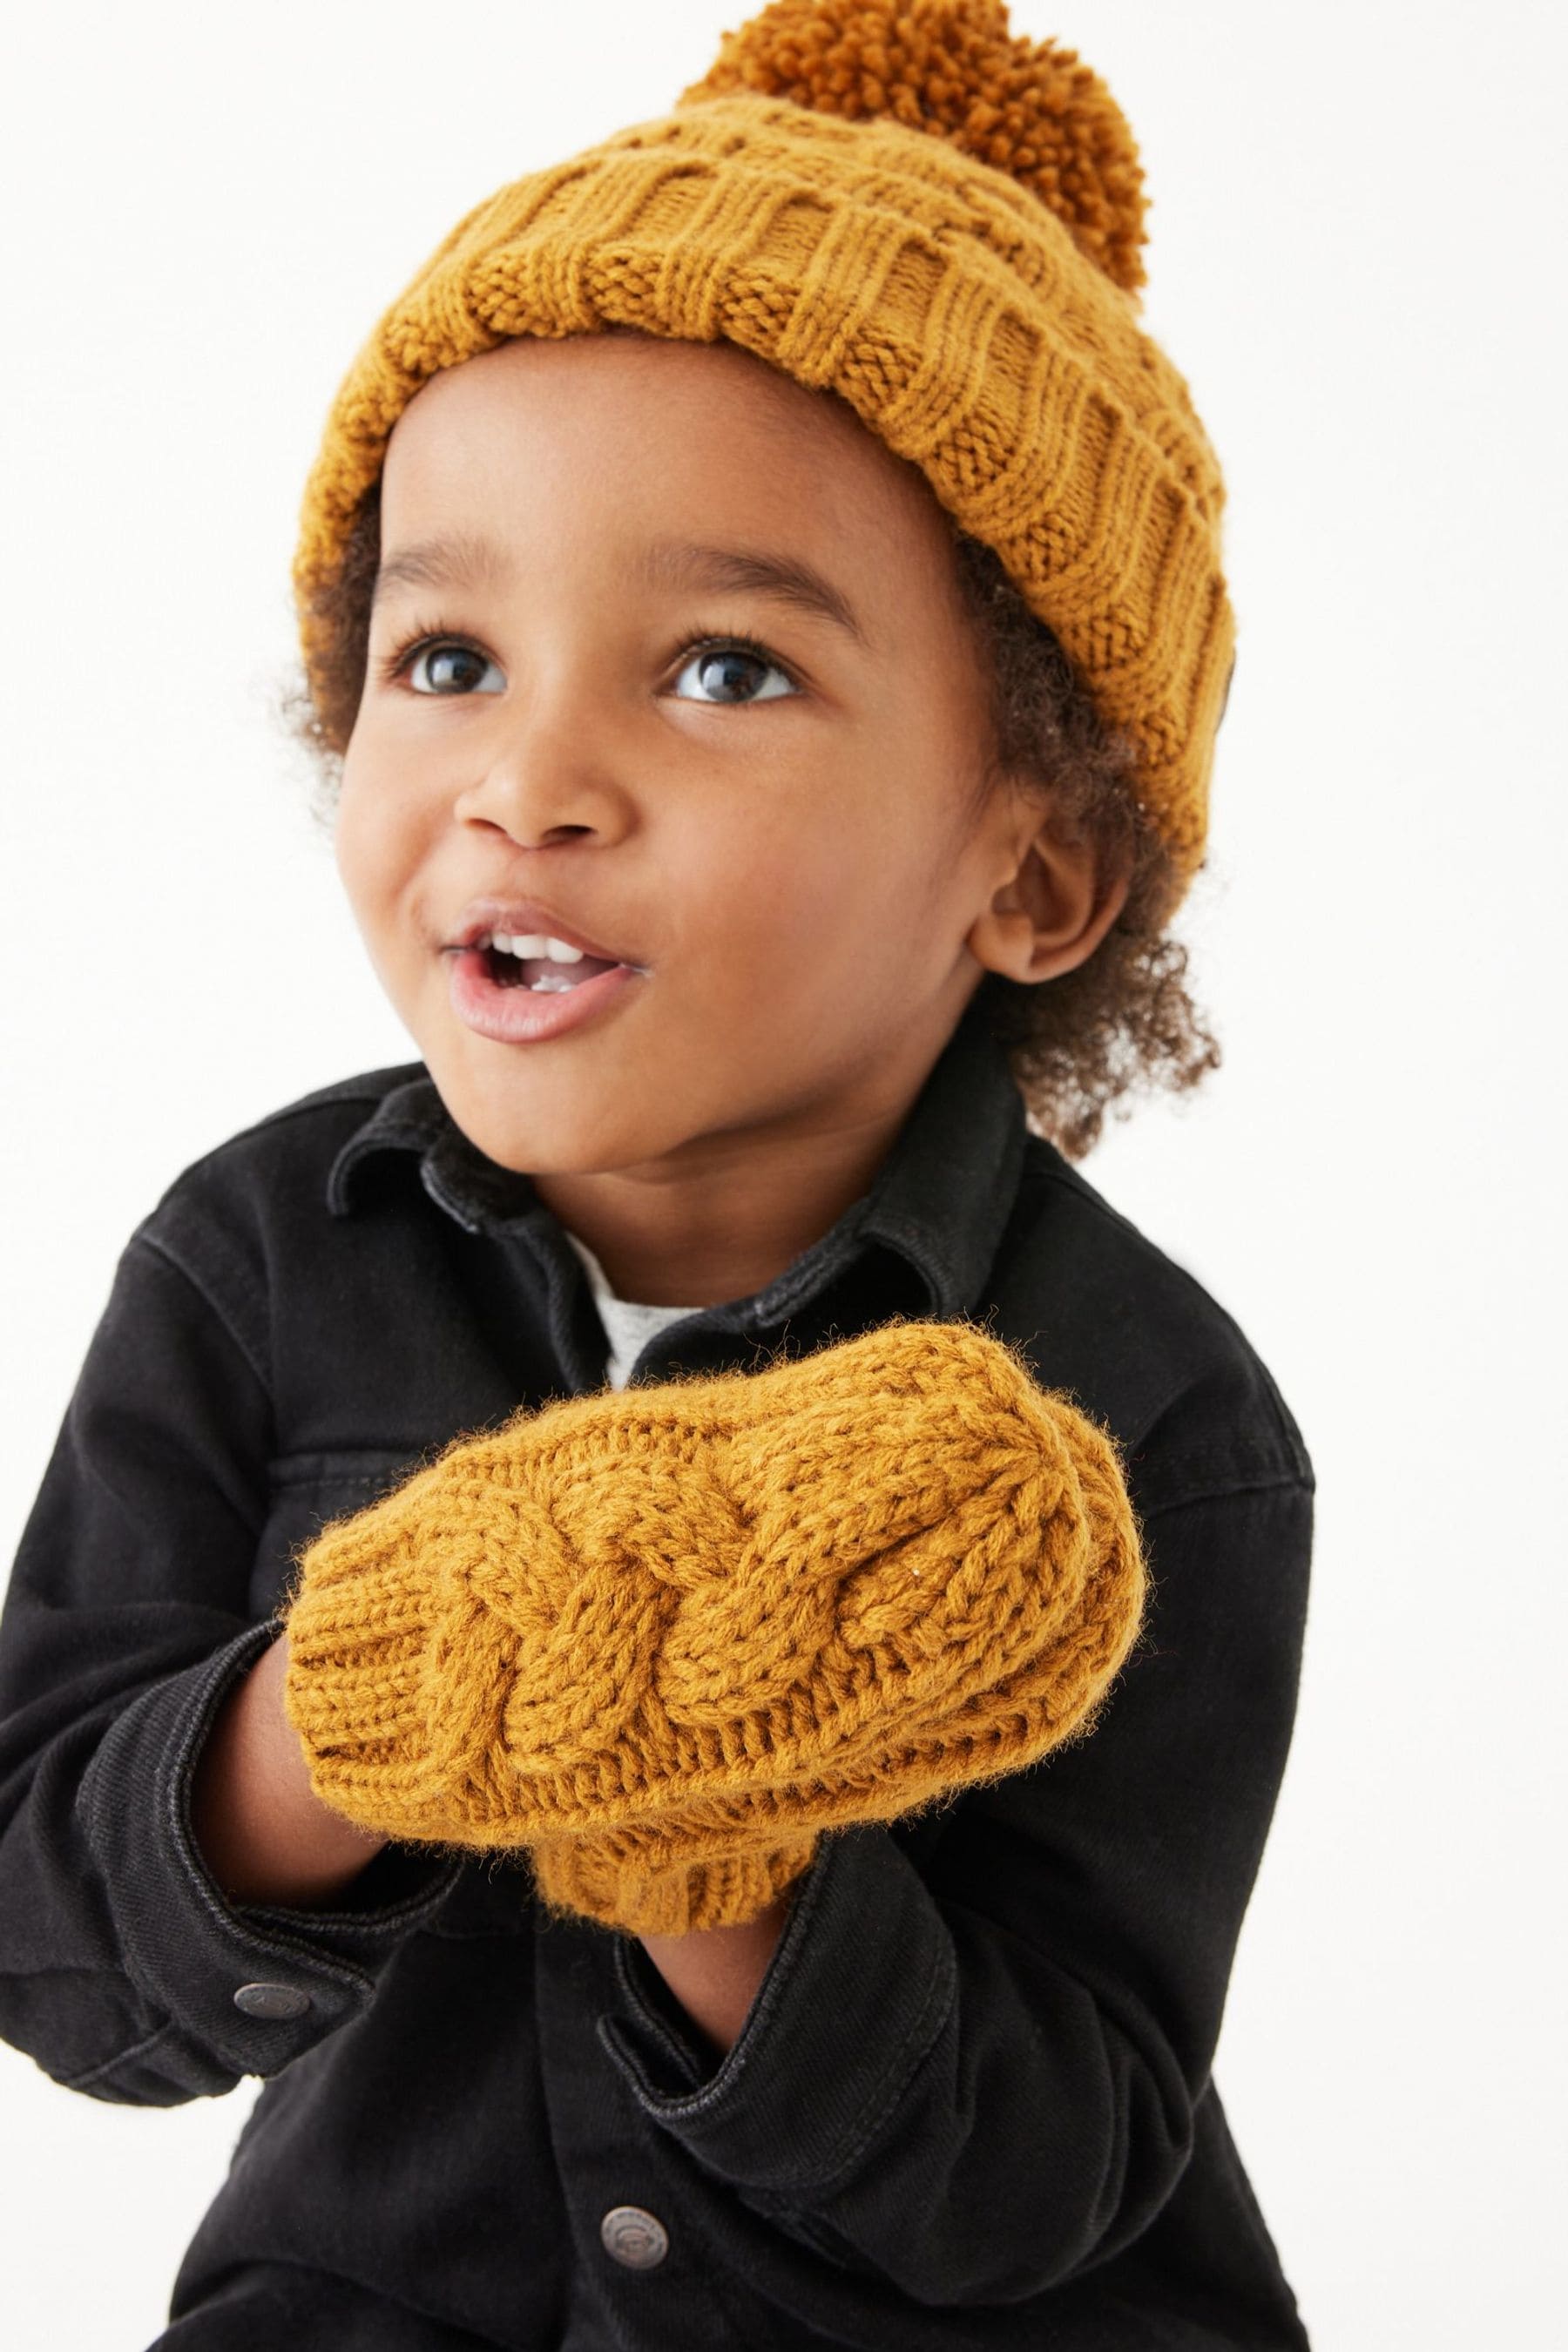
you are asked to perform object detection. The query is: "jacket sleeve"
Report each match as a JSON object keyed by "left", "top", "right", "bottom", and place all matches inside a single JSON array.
[
  {"left": 0, "top": 1227, "right": 464, "bottom": 2109},
  {"left": 597, "top": 1391, "right": 1314, "bottom": 2308}
]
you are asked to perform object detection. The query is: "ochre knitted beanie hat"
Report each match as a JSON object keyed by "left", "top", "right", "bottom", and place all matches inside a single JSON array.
[
  {"left": 293, "top": 0, "right": 1233, "bottom": 897},
  {"left": 280, "top": 1320, "right": 1146, "bottom": 1936}
]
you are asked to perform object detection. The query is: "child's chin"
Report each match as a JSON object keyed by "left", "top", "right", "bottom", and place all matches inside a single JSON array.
[{"left": 434, "top": 1058, "right": 665, "bottom": 1179}]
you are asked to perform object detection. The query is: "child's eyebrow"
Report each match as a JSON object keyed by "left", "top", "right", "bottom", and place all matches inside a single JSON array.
[
  {"left": 637, "top": 538, "right": 869, "bottom": 649},
  {"left": 371, "top": 529, "right": 868, "bottom": 650},
  {"left": 371, "top": 531, "right": 508, "bottom": 612}
]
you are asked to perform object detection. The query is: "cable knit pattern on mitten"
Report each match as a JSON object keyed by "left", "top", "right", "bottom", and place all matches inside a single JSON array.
[{"left": 280, "top": 1318, "right": 1146, "bottom": 1934}]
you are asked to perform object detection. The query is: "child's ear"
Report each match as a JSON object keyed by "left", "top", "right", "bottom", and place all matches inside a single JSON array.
[{"left": 967, "top": 806, "right": 1132, "bottom": 986}]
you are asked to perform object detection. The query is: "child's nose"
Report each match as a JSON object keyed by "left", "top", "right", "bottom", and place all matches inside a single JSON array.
[{"left": 451, "top": 691, "right": 639, "bottom": 848}]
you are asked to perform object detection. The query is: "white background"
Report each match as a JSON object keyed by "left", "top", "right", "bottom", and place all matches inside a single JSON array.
[{"left": 3, "top": 3, "right": 1564, "bottom": 2345}]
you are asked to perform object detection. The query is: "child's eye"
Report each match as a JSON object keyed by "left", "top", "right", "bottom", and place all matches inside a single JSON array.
[
  {"left": 669, "top": 637, "right": 800, "bottom": 706},
  {"left": 395, "top": 637, "right": 507, "bottom": 696},
  {"left": 377, "top": 626, "right": 799, "bottom": 705}
]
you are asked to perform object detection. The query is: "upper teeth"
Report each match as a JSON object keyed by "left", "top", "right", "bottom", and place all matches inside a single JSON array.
[{"left": 484, "top": 932, "right": 585, "bottom": 963}]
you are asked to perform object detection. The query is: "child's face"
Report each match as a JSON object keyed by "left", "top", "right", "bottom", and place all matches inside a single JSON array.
[{"left": 337, "top": 331, "right": 1041, "bottom": 1191}]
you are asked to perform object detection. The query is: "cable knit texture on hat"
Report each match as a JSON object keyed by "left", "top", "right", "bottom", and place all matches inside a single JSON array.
[
  {"left": 294, "top": 0, "right": 1233, "bottom": 896},
  {"left": 686, "top": 0, "right": 1148, "bottom": 293},
  {"left": 280, "top": 1320, "right": 1147, "bottom": 1936}
]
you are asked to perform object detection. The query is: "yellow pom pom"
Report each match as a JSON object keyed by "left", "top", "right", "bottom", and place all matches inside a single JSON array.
[{"left": 679, "top": 0, "right": 1147, "bottom": 293}]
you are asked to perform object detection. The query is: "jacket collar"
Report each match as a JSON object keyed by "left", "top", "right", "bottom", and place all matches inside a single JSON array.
[{"left": 325, "top": 998, "right": 1030, "bottom": 1328}]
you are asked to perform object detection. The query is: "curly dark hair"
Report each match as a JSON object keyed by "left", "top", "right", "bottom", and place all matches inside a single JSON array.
[
  {"left": 277, "top": 383, "right": 1220, "bottom": 1161},
  {"left": 943, "top": 527, "right": 1221, "bottom": 1157}
]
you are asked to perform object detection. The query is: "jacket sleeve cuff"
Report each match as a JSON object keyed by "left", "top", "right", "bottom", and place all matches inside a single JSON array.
[
  {"left": 75, "top": 1620, "right": 465, "bottom": 2087},
  {"left": 597, "top": 1822, "right": 956, "bottom": 2193}
]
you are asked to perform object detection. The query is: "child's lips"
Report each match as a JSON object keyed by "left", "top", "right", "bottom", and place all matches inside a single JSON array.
[
  {"left": 450, "top": 897, "right": 648, "bottom": 967},
  {"left": 448, "top": 945, "right": 644, "bottom": 1044}
]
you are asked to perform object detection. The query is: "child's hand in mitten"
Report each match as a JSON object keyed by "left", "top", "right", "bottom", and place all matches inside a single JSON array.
[{"left": 280, "top": 1319, "right": 1146, "bottom": 1936}]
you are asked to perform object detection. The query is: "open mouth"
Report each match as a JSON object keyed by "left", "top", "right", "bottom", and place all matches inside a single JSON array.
[
  {"left": 449, "top": 941, "right": 645, "bottom": 1045},
  {"left": 482, "top": 943, "right": 625, "bottom": 993}
]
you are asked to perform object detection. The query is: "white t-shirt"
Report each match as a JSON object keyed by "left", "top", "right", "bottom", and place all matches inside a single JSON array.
[{"left": 562, "top": 1229, "right": 705, "bottom": 1391}]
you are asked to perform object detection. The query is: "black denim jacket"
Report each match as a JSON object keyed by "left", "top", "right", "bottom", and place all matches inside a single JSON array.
[{"left": 0, "top": 1004, "right": 1315, "bottom": 2350}]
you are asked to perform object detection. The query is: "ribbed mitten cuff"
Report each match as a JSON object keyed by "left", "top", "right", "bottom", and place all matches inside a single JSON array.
[
  {"left": 527, "top": 1823, "right": 821, "bottom": 1938},
  {"left": 280, "top": 1317, "right": 1146, "bottom": 1934}
]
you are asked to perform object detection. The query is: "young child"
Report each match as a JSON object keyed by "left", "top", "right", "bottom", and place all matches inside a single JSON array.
[{"left": 0, "top": 4, "right": 1315, "bottom": 2347}]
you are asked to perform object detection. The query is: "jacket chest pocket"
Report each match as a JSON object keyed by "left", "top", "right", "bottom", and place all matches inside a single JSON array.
[{"left": 251, "top": 1446, "right": 422, "bottom": 1619}]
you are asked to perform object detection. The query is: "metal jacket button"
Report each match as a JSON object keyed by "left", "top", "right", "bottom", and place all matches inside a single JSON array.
[
  {"left": 233, "top": 1982, "right": 312, "bottom": 2019},
  {"left": 600, "top": 2206, "right": 669, "bottom": 2268}
]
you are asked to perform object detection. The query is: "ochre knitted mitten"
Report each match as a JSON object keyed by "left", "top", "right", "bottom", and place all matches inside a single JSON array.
[{"left": 280, "top": 1320, "right": 1146, "bottom": 1936}]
